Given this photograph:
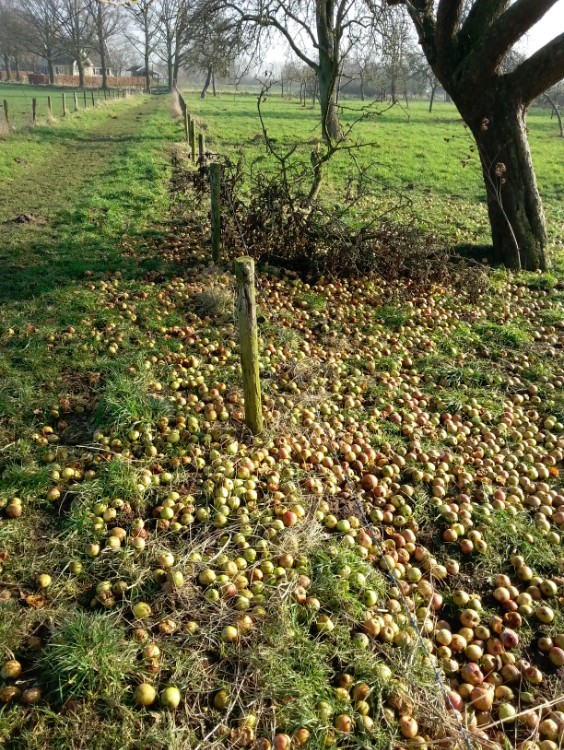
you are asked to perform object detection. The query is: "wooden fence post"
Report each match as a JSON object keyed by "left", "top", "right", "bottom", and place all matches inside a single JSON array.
[
  {"left": 104, "top": 89, "right": 107, "bottom": 101},
  {"left": 235, "top": 257, "right": 263, "bottom": 435},
  {"left": 73, "top": 91, "right": 78, "bottom": 112},
  {"left": 189, "top": 118, "right": 196, "bottom": 162},
  {"left": 62, "top": 93, "right": 66, "bottom": 116},
  {"left": 91, "top": 90, "right": 95, "bottom": 106},
  {"left": 209, "top": 162, "right": 221, "bottom": 263},
  {"left": 32, "top": 98, "right": 37, "bottom": 126},
  {"left": 198, "top": 133, "right": 206, "bottom": 165},
  {"left": 83, "top": 90, "right": 87, "bottom": 107},
  {"left": 47, "top": 96, "right": 52, "bottom": 118},
  {"left": 3, "top": 100, "right": 8, "bottom": 128}
]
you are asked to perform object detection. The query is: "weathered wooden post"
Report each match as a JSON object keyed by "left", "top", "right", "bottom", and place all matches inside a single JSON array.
[
  {"left": 83, "top": 90, "right": 87, "bottom": 107},
  {"left": 189, "top": 118, "right": 196, "bottom": 162},
  {"left": 235, "top": 256, "right": 263, "bottom": 435},
  {"left": 32, "top": 98, "right": 37, "bottom": 126},
  {"left": 3, "top": 99, "right": 8, "bottom": 128},
  {"left": 209, "top": 162, "right": 221, "bottom": 263},
  {"left": 62, "top": 93, "right": 67, "bottom": 116},
  {"left": 104, "top": 89, "right": 107, "bottom": 101},
  {"left": 91, "top": 90, "right": 95, "bottom": 106},
  {"left": 47, "top": 96, "right": 52, "bottom": 118},
  {"left": 73, "top": 91, "right": 78, "bottom": 111},
  {"left": 198, "top": 133, "right": 206, "bottom": 166}
]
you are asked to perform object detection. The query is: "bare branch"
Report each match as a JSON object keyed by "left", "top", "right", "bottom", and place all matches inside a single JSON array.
[
  {"left": 435, "top": 0, "right": 464, "bottom": 53},
  {"left": 460, "top": 0, "right": 561, "bottom": 81},
  {"left": 508, "top": 32, "right": 564, "bottom": 105},
  {"left": 458, "top": 0, "right": 509, "bottom": 47}
]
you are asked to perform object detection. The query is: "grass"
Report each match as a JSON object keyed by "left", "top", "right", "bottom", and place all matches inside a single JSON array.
[
  {"left": 185, "top": 93, "right": 564, "bottom": 252},
  {"left": 38, "top": 611, "right": 138, "bottom": 704},
  {"left": 0, "top": 83, "right": 113, "bottom": 130}
]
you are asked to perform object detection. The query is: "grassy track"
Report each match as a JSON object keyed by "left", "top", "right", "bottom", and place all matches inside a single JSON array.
[{"left": 185, "top": 94, "right": 564, "bottom": 255}]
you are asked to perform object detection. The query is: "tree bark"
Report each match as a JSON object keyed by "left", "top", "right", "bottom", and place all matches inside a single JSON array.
[
  {"left": 77, "top": 60, "right": 85, "bottom": 89},
  {"left": 316, "top": 0, "right": 340, "bottom": 141},
  {"left": 3, "top": 55, "right": 11, "bottom": 81},
  {"left": 143, "top": 12, "right": 151, "bottom": 93},
  {"left": 15, "top": 55, "right": 20, "bottom": 82},
  {"left": 212, "top": 70, "right": 216, "bottom": 96},
  {"left": 48, "top": 55, "right": 55, "bottom": 85},
  {"left": 201, "top": 65, "right": 212, "bottom": 98},
  {"left": 460, "top": 90, "right": 548, "bottom": 270},
  {"left": 96, "top": 5, "right": 108, "bottom": 91}
]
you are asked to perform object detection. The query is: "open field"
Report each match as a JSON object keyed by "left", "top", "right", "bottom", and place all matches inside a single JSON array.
[
  {"left": 0, "top": 93, "right": 563, "bottom": 749},
  {"left": 0, "top": 83, "right": 128, "bottom": 130},
  {"left": 185, "top": 94, "right": 564, "bottom": 258}
]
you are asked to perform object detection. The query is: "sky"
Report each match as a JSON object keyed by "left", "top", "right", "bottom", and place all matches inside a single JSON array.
[{"left": 524, "top": 2, "right": 564, "bottom": 53}]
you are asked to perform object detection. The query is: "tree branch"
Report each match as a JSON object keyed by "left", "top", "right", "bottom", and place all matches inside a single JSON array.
[
  {"left": 459, "top": 0, "right": 509, "bottom": 47},
  {"left": 435, "top": 0, "right": 464, "bottom": 54},
  {"left": 507, "top": 32, "right": 564, "bottom": 105},
  {"left": 460, "top": 0, "right": 561, "bottom": 81}
]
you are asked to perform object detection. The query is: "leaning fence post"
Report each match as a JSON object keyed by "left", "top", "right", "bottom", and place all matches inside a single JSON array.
[
  {"left": 3, "top": 99, "right": 8, "bottom": 128},
  {"left": 198, "top": 133, "right": 206, "bottom": 166},
  {"left": 73, "top": 91, "right": 78, "bottom": 111},
  {"left": 83, "top": 90, "right": 87, "bottom": 107},
  {"left": 62, "top": 93, "right": 67, "bottom": 116},
  {"left": 32, "top": 98, "right": 37, "bottom": 126},
  {"left": 235, "top": 256, "right": 263, "bottom": 435},
  {"left": 91, "top": 90, "right": 95, "bottom": 107},
  {"left": 189, "top": 118, "right": 196, "bottom": 162},
  {"left": 209, "top": 162, "right": 221, "bottom": 263},
  {"left": 47, "top": 96, "right": 52, "bottom": 118}
]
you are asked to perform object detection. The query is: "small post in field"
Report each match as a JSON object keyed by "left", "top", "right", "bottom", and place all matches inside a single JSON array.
[
  {"left": 73, "top": 91, "right": 78, "bottom": 112},
  {"left": 209, "top": 162, "right": 222, "bottom": 263},
  {"left": 91, "top": 90, "right": 95, "bottom": 107},
  {"left": 62, "top": 93, "right": 67, "bottom": 116},
  {"left": 32, "top": 98, "right": 37, "bottom": 126},
  {"left": 47, "top": 96, "right": 52, "bottom": 118},
  {"left": 189, "top": 118, "right": 196, "bottom": 162},
  {"left": 198, "top": 133, "right": 206, "bottom": 166},
  {"left": 104, "top": 89, "right": 107, "bottom": 101},
  {"left": 235, "top": 256, "right": 263, "bottom": 435},
  {"left": 3, "top": 99, "right": 8, "bottom": 128},
  {"left": 83, "top": 90, "right": 87, "bottom": 107}
]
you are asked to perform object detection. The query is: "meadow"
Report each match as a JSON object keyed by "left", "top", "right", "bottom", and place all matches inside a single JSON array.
[
  {"left": 185, "top": 93, "right": 564, "bottom": 254},
  {"left": 0, "top": 92, "right": 562, "bottom": 750}
]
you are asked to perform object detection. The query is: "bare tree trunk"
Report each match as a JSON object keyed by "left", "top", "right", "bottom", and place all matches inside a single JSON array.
[
  {"left": 359, "top": 72, "right": 365, "bottom": 101},
  {"left": 15, "top": 55, "right": 20, "bottom": 82},
  {"left": 316, "top": 0, "right": 340, "bottom": 141},
  {"left": 464, "top": 93, "right": 548, "bottom": 270},
  {"left": 48, "top": 55, "right": 55, "bottom": 85},
  {"left": 96, "top": 4, "right": 108, "bottom": 91},
  {"left": 543, "top": 93, "right": 563, "bottom": 137},
  {"left": 201, "top": 65, "right": 212, "bottom": 98},
  {"left": 3, "top": 55, "right": 11, "bottom": 81},
  {"left": 280, "top": 78, "right": 284, "bottom": 97},
  {"left": 77, "top": 60, "right": 85, "bottom": 88},
  {"left": 212, "top": 70, "right": 216, "bottom": 96},
  {"left": 143, "top": 12, "right": 151, "bottom": 93},
  {"left": 429, "top": 81, "right": 437, "bottom": 113}
]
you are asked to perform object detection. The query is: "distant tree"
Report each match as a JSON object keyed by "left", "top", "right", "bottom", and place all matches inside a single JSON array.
[
  {"left": 18, "top": 0, "right": 62, "bottom": 84},
  {"left": 207, "top": 0, "right": 378, "bottom": 141},
  {"left": 154, "top": 0, "right": 190, "bottom": 91},
  {"left": 56, "top": 0, "right": 95, "bottom": 87},
  {"left": 88, "top": 0, "right": 121, "bottom": 89},
  {"left": 386, "top": 0, "right": 564, "bottom": 271},
  {"left": 0, "top": 0, "right": 28, "bottom": 81},
  {"left": 125, "top": 0, "right": 160, "bottom": 92}
]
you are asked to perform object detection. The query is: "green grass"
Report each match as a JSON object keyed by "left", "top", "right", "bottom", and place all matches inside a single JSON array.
[
  {"left": 0, "top": 83, "right": 113, "bottom": 129},
  {"left": 185, "top": 93, "right": 564, "bottom": 252}
]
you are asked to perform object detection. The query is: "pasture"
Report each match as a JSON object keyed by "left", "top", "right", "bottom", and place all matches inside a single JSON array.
[{"left": 185, "top": 93, "right": 564, "bottom": 253}]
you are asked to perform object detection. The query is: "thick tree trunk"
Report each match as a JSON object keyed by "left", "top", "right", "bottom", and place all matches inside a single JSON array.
[
  {"left": 48, "top": 56, "right": 55, "bottom": 85},
  {"left": 15, "top": 56, "right": 20, "bottom": 81},
  {"left": 212, "top": 71, "right": 216, "bottom": 96},
  {"left": 462, "top": 93, "right": 548, "bottom": 270},
  {"left": 144, "top": 15, "right": 151, "bottom": 93},
  {"left": 3, "top": 55, "right": 11, "bottom": 81},
  {"left": 167, "top": 59, "right": 173, "bottom": 92},
  {"left": 201, "top": 65, "right": 212, "bottom": 98},
  {"left": 359, "top": 72, "right": 365, "bottom": 101}
]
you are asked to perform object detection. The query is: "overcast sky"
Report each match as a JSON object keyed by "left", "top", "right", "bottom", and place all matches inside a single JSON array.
[{"left": 525, "top": 2, "right": 564, "bottom": 53}]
